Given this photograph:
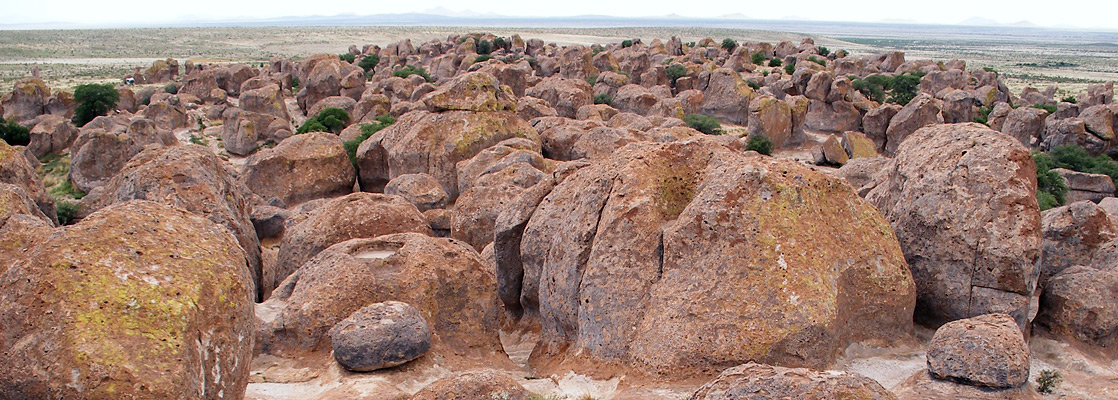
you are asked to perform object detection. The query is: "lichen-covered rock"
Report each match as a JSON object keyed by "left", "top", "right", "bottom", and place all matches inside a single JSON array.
[
  {"left": 328, "top": 301, "right": 431, "bottom": 371},
  {"left": 69, "top": 118, "right": 177, "bottom": 193},
  {"left": 239, "top": 83, "right": 290, "bottom": 121},
  {"left": 0, "top": 141, "right": 55, "bottom": 222},
  {"left": 1, "top": 78, "right": 50, "bottom": 124},
  {"left": 1039, "top": 201, "right": 1117, "bottom": 285},
  {"left": 699, "top": 68, "right": 753, "bottom": 125},
  {"left": 355, "top": 110, "right": 539, "bottom": 198},
  {"left": 274, "top": 192, "right": 430, "bottom": 289},
  {"left": 866, "top": 123, "right": 1040, "bottom": 328},
  {"left": 892, "top": 370, "right": 1042, "bottom": 400},
  {"left": 220, "top": 106, "right": 293, "bottom": 156},
  {"left": 264, "top": 233, "right": 504, "bottom": 364},
  {"left": 27, "top": 114, "right": 78, "bottom": 158},
  {"left": 243, "top": 132, "right": 354, "bottom": 207},
  {"left": 747, "top": 96, "right": 796, "bottom": 148},
  {"left": 926, "top": 313, "right": 1030, "bottom": 389},
  {"left": 689, "top": 363, "right": 897, "bottom": 400},
  {"left": 0, "top": 200, "right": 254, "bottom": 399},
  {"left": 1035, "top": 266, "right": 1118, "bottom": 356},
  {"left": 421, "top": 71, "right": 517, "bottom": 112},
  {"left": 0, "top": 212, "right": 53, "bottom": 277},
  {"left": 385, "top": 173, "right": 449, "bottom": 211},
  {"left": 409, "top": 370, "right": 531, "bottom": 400},
  {"left": 296, "top": 56, "right": 365, "bottom": 114},
  {"left": 510, "top": 139, "right": 915, "bottom": 377},
  {"left": 885, "top": 94, "right": 942, "bottom": 156},
  {"left": 1001, "top": 107, "right": 1048, "bottom": 147},
  {"left": 843, "top": 131, "right": 878, "bottom": 159},
  {"left": 77, "top": 145, "right": 263, "bottom": 301},
  {"left": 1053, "top": 168, "right": 1116, "bottom": 203},
  {"left": 525, "top": 76, "right": 592, "bottom": 119},
  {"left": 806, "top": 100, "right": 861, "bottom": 133}
]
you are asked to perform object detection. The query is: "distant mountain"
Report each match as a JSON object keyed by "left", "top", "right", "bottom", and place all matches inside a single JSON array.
[{"left": 958, "top": 17, "right": 1040, "bottom": 28}]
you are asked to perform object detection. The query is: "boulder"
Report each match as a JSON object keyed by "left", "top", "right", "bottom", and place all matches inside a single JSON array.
[
  {"left": 141, "top": 99, "right": 190, "bottom": 131},
  {"left": 355, "top": 110, "right": 539, "bottom": 198},
  {"left": 690, "top": 363, "right": 897, "bottom": 400},
  {"left": 451, "top": 141, "right": 550, "bottom": 250},
  {"left": 296, "top": 57, "right": 365, "bottom": 114},
  {"left": 842, "top": 131, "right": 878, "bottom": 159},
  {"left": 328, "top": 301, "right": 431, "bottom": 371},
  {"left": 421, "top": 71, "right": 516, "bottom": 112},
  {"left": 0, "top": 141, "right": 55, "bottom": 222},
  {"left": 178, "top": 70, "right": 226, "bottom": 104},
  {"left": 263, "top": 233, "right": 503, "bottom": 363},
  {"left": 866, "top": 123, "right": 1040, "bottom": 328},
  {"left": 926, "top": 313, "right": 1030, "bottom": 389},
  {"left": 0, "top": 210, "right": 53, "bottom": 276},
  {"left": 1035, "top": 266, "right": 1118, "bottom": 356},
  {"left": 273, "top": 192, "right": 430, "bottom": 289},
  {"left": 884, "top": 94, "right": 942, "bottom": 156},
  {"left": 409, "top": 370, "right": 530, "bottom": 400},
  {"left": 1053, "top": 168, "right": 1116, "bottom": 204},
  {"left": 27, "top": 114, "right": 77, "bottom": 158},
  {"left": 0, "top": 200, "right": 254, "bottom": 399},
  {"left": 514, "top": 96, "right": 558, "bottom": 120},
  {"left": 747, "top": 96, "right": 796, "bottom": 148},
  {"left": 243, "top": 132, "right": 355, "bottom": 207},
  {"left": 1039, "top": 200, "right": 1118, "bottom": 285},
  {"left": 307, "top": 95, "right": 357, "bottom": 118},
  {"left": 1, "top": 78, "right": 50, "bottom": 124},
  {"left": 525, "top": 76, "right": 592, "bottom": 118},
  {"left": 1001, "top": 107, "right": 1048, "bottom": 147},
  {"left": 613, "top": 84, "right": 660, "bottom": 116},
  {"left": 920, "top": 70, "right": 968, "bottom": 94},
  {"left": 803, "top": 70, "right": 832, "bottom": 101},
  {"left": 941, "top": 90, "right": 974, "bottom": 124},
  {"left": 863, "top": 104, "right": 901, "bottom": 151},
  {"left": 220, "top": 107, "right": 293, "bottom": 156},
  {"left": 892, "top": 370, "right": 1041, "bottom": 400},
  {"left": 69, "top": 118, "right": 178, "bottom": 194},
  {"left": 384, "top": 173, "right": 449, "bottom": 211},
  {"left": 1042, "top": 118, "right": 1108, "bottom": 156},
  {"left": 805, "top": 100, "right": 861, "bottom": 133},
  {"left": 699, "top": 68, "right": 753, "bottom": 125},
  {"left": 510, "top": 140, "right": 915, "bottom": 377},
  {"left": 1080, "top": 104, "right": 1115, "bottom": 141},
  {"left": 821, "top": 135, "right": 849, "bottom": 165},
  {"left": 475, "top": 61, "right": 532, "bottom": 97},
  {"left": 835, "top": 157, "right": 890, "bottom": 197},
  {"left": 239, "top": 84, "right": 290, "bottom": 121}
]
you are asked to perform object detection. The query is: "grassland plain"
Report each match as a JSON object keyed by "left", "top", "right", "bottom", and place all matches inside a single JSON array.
[{"left": 0, "top": 25, "right": 1116, "bottom": 95}]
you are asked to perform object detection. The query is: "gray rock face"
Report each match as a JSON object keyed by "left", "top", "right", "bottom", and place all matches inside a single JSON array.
[
  {"left": 866, "top": 123, "right": 1041, "bottom": 328},
  {"left": 328, "top": 301, "right": 431, "bottom": 371},
  {"left": 926, "top": 313, "right": 1031, "bottom": 389},
  {"left": 690, "top": 363, "right": 897, "bottom": 400}
]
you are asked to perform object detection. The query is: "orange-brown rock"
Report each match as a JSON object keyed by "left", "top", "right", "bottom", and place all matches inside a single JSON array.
[
  {"left": 242, "top": 132, "right": 354, "bottom": 207},
  {"left": 0, "top": 141, "right": 55, "bottom": 222},
  {"left": 690, "top": 363, "right": 897, "bottom": 400}
]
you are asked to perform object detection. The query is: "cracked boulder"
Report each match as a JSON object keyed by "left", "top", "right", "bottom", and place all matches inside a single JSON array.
[
  {"left": 503, "top": 139, "right": 916, "bottom": 379},
  {"left": 866, "top": 123, "right": 1041, "bottom": 328}
]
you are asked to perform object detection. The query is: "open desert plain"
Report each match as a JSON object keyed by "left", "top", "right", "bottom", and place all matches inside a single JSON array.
[{"left": 2, "top": 8, "right": 1118, "bottom": 400}]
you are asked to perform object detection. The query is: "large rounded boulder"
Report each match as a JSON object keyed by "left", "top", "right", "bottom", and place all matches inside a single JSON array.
[
  {"left": 69, "top": 117, "right": 177, "bottom": 193},
  {"left": 0, "top": 141, "right": 55, "bottom": 222},
  {"left": 507, "top": 139, "right": 916, "bottom": 378},
  {"left": 0, "top": 200, "right": 254, "bottom": 399},
  {"left": 865, "top": 123, "right": 1041, "bottom": 328},
  {"left": 328, "top": 301, "right": 431, "bottom": 371},
  {"left": 926, "top": 313, "right": 1030, "bottom": 389},
  {"left": 273, "top": 192, "right": 430, "bottom": 289},
  {"left": 77, "top": 144, "right": 263, "bottom": 301},
  {"left": 242, "top": 132, "right": 355, "bottom": 207}
]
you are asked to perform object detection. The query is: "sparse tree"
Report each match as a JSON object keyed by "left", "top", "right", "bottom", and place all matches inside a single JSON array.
[{"left": 72, "top": 83, "right": 119, "bottom": 126}]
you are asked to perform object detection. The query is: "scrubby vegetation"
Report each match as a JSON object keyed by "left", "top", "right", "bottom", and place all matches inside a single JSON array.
[
  {"left": 72, "top": 82, "right": 119, "bottom": 126},
  {"left": 666, "top": 64, "right": 687, "bottom": 85},
  {"left": 746, "top": 134, "right": 774, "bottom": 155},
  {"left": 621, "top": 39, "right": 633, "bottom": 48},
  {"left": 807, "top": 56, "right": 826, "bottom": 67},
  {"left": 1037, "top": 369, "right": 1061, "bottom": 394},
  {"left": 750, "top": 52, "right": 766, "bottom": 65},
  {"left": 296, "top": 107, "right": 350, "bottom": 134},
  {"left": 816, "top": 46, "right": 830, "bottom": 56},
  {"left": 684, "top": 114, "right": 723, "bottom": 135},
  {"left": 163, "top": 83, "right": 179, "bottom": 94},
  {"left": 1060, "top": 95, "right": 1077, "bottom": 104},
  {"left": 1032, "top": 104, "right": 1058, "bottom": 114},
  {"left": 0, "top": 116, "right": 30, "bottom": 146},
  {"left": 1034, "top": 151, "right": 1069, "bottom": 210},
  {"left": 850, "top": 71, "right": 925, "bottom": 105},
  {"left": 343, "top": 114, "right": 395, "bottom": 170},
  {"left": 357, "top": 54, "right": 379, "bottom": 73},
  {"left": 393, "top": 65, "right": 432, "bottom": 82},
  {"left": 474, "top": 54, "right": 493, "bottom": 63},
  {"left": 593, "top": 94, "right": 613, "bottom": 106},
  {"left": 338, "top": 53, "right": 355, "bottom": 63},
  {"left": 1033, "top": 144, "right": 1118, "bottom": 209},
  {"left": 784, "top": 63, "right": 796, "bottom": 75},
  {"left": 721, "top": 38, "right": 736, "bottom": 51},
  {"left": 769, "top": 57, "right": 782, "bottom": 67},
  {"left": 475, "top": 38, "right": 493, "bottom": 55}
]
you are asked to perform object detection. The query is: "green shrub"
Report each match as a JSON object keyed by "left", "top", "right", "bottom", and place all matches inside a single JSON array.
[
  {"left": 1047, "top": 144, "right": 1118, "bottom": 185},
  {"left": 55, "top": 200, "right": 79, "bottom": 226},
  {"left": 358, "top": 54, "right": 380, "bottom": 72},
  {"left": 1036, "top": 369, "right": 1061, "bottom": 394},
  {"left": 784, "top": 63, "right": 796, "bottom": 75},
  {"left": 817, "top": 46, "right": 830, "bottom": 56},
  {"left": 474, "top": 54, "right": 493, "bottom": 63},
  {"left": 768, "top": 57, "right": 782, "bottom": 67},
  {"left": 761, "top": 70, "right": 770, "bottom": 77},
  {"left": 0, "top": 117, "right": 31, "bottom": 146},
  {"left": 291, "top": 76, "right": 300, "bottom": 90},
  {"left": 746, "top": 134, "right": 774, "bottom": 155},
  {"left": 684, "top": 114, "right": 723, "bottom": 135},
  {"left": 974, "top": 106, "right": 993, "bottom": 125},
  {"left": 72, "top": 83, "right": 119, "bottom": 127},
  {"left": 297, "top": 107, "right": 350, "bottom": 134},
  {"left": 621, "top": 39, "right": 633, "bottom": 48},
  {"left": 983, "top": 66, "right": 997, "bottom": 73},
  {"left": 1061, "top": 95, "right": 1077, "bottom": 104},
  {"left": 189, "top": 133, "right": 208, "bottom": 146},
  {"left": 343, "top": 114, "right": 395, "bottom": 170},
  {"left": 393, "top": 65, "right": 432, "bottom": 82},
  {"left": 888, "top": 72, "right": 924, "bottom": 105},
  {"left": 721, "top": 38, "right": 736, "bottom": 51},
  {"left": 163, "top": 83, "right": 179, "bottom": 94},
  {"left": 747, "top": 81, "right": 761, "bottom": 90},
  {"left": 338, "top": 53, "right": 355, "bottom": 63},
  {"left": 685, "top": 41, "right": 696, "bottom": 48},
  {"left": 1032, "top": 104, "right": 1058, "bottom": 114},
  {"left": 475, "top": 38, "right": 493, "bottom": 55},
  {"left": 750, "top": 52, "right": 766, "bottom": 65},
  {"left": 593, "top": 94, "right": 613, "bottom": 106},
  {"left": 807, "top": 56, "right": 826, "bottom": 67},
  {"left": 493, "top": 37, "right": 507, "bottom": 50},
  {"left": 586, "top": 74, "right": 599, "bottom": 86},
  {"left": 666, "top": 64, "right": 688, "bottom": 85},
  {"left": 1034, "top": 151, "right": 1069, "bottom": 210}
]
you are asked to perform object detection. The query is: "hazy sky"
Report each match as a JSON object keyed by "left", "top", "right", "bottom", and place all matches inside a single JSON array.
[{"left": 3, "top": 0, "right": 1114, "bottom": 29}]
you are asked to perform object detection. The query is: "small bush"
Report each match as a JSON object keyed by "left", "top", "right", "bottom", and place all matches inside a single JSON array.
[
  {"left": 343, "top": 114, "right": 395, "bottom": 170},
  {"left": 338, "top": 53, "right": 355, "bottom": 63},
  {"left": 1036, "top": 369, "right": 1061, "bottom": 394},
  {"left": 163, "top": 83, "right": 179, "bottom": 94},
  {"left": 784, "top": 63, "right": 796, "bottom": 75},
  {"left": 1060, "top": 95, "right": 1077, "bottom": 104},
  {"left": 761, "top": 70, "right": 770, "bottom": 77},
  {"left": 474, "top": 54, "right": 493, "bottom": 63},
  {"left": 297, "top": 107, "right": 350, "bottom": 134},
  {"left": 807, "top": 56, "right": 826, "bottom": 67},
  {"left": 1048, "top": 144, "right": 1118, "bottom": 185},
  {"left": 817, "top": 46, "right": 830, "bottom": 56},
  {"left": 1032, "top": 104, "right": 1058, "bottom": 114},
  {"left": 983, "top": 66, "right": 997, "bottom": 73},
  {"left": 974, "top": 106, "right": 993, "bottom": 125},
  {"left": 73, "top": 83, "right": 120, "bottom": 127},
  {"left": 684, "top": 114, "right": 723, "bottom": 135},
  {"left": 666, "top": 64, "right": 688, "bottom": 85},
  {"left": 189, "top": 134, "right": 208, "bottom": 146},
  {"left": 750, "top": 52, "right": 766, "bottom": 65},
  {"left": 768, "top": 57, "right": 782, "bottom": 67},
  {"left": 887, "top": 72, "right": 924, "bottom": 106},
  {"left": 593, "top": 94, "right": 613, "bottom": 106},
  {"left": 55, "top": 200, "right": 79, "bottom": 226},
  {"left": 586, "top": 74, "right": 599, "bottom": 86},
  {"left": 747, "top": 81, "right": 761, "bottom": 90},
  {"left": 475, "top": 38, "right": 493, "bottom": 55},
  {"left": 393, "top": 65, "right": 432, "bottom": 82},
  {"left": 746, "top": 134, "right": 774, "bottom": 155},
  {"left": 621, "top": 39, "right": 633, "bottom": 48},
  {"left": 685, "top": 41, "right": 696, "bottom": 48},
  {"left": 493, "top": 37, "right": 507, "bottom": 50},
  {"left": 291, "top": 76, "right": 300, "bottom": 90},
  {"left": 0, "top": 117, "right": 31, "bottom": 146},
  {"left": 721, "top": 38, "right": 736, "bottom": 51},
  {"left": 1034, "top": 151, "right": 1069, "bottom": 210},
  {"left": 357, "top": 54, "right": 380, "bottom": 72}
]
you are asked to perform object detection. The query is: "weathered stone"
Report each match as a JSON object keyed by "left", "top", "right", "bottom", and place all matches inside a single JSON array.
[
  {"left": 0, "top": 141, "right": 55, "bottom": 222},
  {"left": 328, "top": 301, "right": 431, "bottom": 371},
  {"left": 699, "top": 68, "right": 753, "bottom": 125},
  {"left": 805, "top": 100, "right": 861, "bottom": 133},
  {"left": 409, "top": 370, "right": 530, "bottom": 400},
  {"left": 884, "top": 94, "right": 942, "bottom": 156},
  {"left": 842, "top": 131, "right": 878, "bottom": 159},
  {"left": 1039, "top": 200, "right": 1117, "bottom": 285},
  {"left": 27, "top": 115, "right": 77, "bottom": 158},
  {"left": 893, "top": 370, "right": 1041, "bottom": 400},
  {"left": 243, "top": 132, "right": 355, "bottom": 207},
  {"left": 863, "top": 104, "right": 901, "bottom": 152},
  {"left": 821, "top": 135, "right": 849, "bottom": 165},
  {"left": 68, "top": 118, "right": 177, "bottom": 194},
  {"left": 927, "top": 313, "right": 1030, "bottom": 389},
  {"left": 690, "top": 363, "right": 897, "bottom": 400},
  {"left": 747, "top": 96, "right": 796, "bottom": 148},
  {"left": 1001, "top": 107, "right": 1048, "bottom": 147},
  {"left": 1, "top": 78, "right": 50, "bottom": 124},
  {"left": 384, "top": 173, "right": 449, "bottom": 211},
  {"left": 421, "top": 71, "right": 516, "bottom": 112},
  {"left": 1035, "top": 266, "right": 1118, "bottom": 356},
  {"left": 525, "top": 76, "right": 592, "bottom": 119},
  {"left": 1053, "top": 168, "right": 1116, "bottom": 204}
]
